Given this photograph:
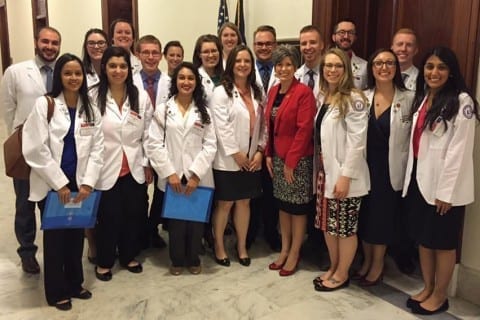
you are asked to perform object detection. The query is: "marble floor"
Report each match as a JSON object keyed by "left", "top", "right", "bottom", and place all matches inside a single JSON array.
[{"left": 1, "top": 123, "right": 480, "bottom": 320}]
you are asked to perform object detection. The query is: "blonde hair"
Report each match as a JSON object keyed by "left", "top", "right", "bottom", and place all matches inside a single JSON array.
[{"left": 319, "top": 48, "right": 365, "bottom": 117}]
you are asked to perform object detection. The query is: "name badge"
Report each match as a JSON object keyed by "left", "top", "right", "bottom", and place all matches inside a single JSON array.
[
  {"left": 192, "top": 121, "right": 204, "bottom": 135},
  {"left": 127, "top": 111, "right": 142, "bottom": 125},
  {"left": 80, "top": 122, "right": 95, "bottom": 136},
  {"left": 431, "top": 117, "right": 445, "bottom": 137}
]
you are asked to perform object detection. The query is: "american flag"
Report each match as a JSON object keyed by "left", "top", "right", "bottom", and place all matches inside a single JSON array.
[{"left": 217, "top": 0, "right": 229, "bottom": 32}]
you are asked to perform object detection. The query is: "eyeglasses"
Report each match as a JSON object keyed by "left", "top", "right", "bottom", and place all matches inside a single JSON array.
[
  {"left": 86, "top": 40, "right": 107, "bottom": 48},
  {"left": 323, "top": 63, "right": 344, "bottom": 70},
  {"left": 140, "top": 50, "right": 161, "bottom": 58},
  {"left": 254, "top": 41, "right": 275, "bottom": 48},
  {"left": 335, "top": 30, "right": 356, "bottom": 37},
  {"left": 200, "top": 49, "right": 219, "bottom": 56},
  {"left": 372, "top": 60, "right": 396, "bottom": 68}
]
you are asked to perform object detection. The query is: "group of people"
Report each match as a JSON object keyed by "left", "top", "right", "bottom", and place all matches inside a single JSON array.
[{"left": 1, "top": 18, "right": 478, "bottom": 317}]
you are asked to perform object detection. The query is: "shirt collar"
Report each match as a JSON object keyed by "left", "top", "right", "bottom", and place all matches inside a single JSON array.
[
  {"left": 140, "top": 69, "right": 161, "bottom": 82},
  {"left": 35, "top": 55, "right": 55, "bottom": 70},
  {"left": 256, "top": 60, "right": 273, "bottom": 71}
]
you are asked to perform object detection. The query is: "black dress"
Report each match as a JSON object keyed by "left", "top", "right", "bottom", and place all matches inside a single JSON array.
[{"left": 359, "top": 105, "right": 401, "bottom": 245}]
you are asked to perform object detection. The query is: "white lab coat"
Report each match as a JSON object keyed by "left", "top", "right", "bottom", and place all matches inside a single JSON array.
[
  {"left": 211, "top": 84, "right": 267, "bottom": 171},
  {"left": 351, "top": 52, "right": 368, "bottom": 90},
  {"left": 92, "top": 88, "right": 153, "bottom": 190},
  {"left": 402, "top": 65, "right": 419, "bottom": 91},
  {"left": 133, "top": 71, "right": 171, "bottom": 108},
  {"left": 254, "top": 63, "right": 278, "bottom": 97},
  {"left": 402, "top": 93, "right": 475, "bottom": 206},
  {"left": 314, "top": 91, "right": 370, "bottom": 198},
  {"left": 22, "top": 93, "right": 104, "bottom": 201},
  {"left": 86, "top": 67, "right": 100, "bottom": 89},
  {"left": 364, "top": 88, "right": 414, "bottom": 191},
  {"left": 0, "top": 59, "right": 47, "bottom": 134},
  {"left": 198, "top": 66, "right": 217, "bottom": 103},
  {"left": 146, "top": 97, "right": 217, "bottom": 191},
  {"left": 295, "top": 64, "right": 321, "bottom": 99}
]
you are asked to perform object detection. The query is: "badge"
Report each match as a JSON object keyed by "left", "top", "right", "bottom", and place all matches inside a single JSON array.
[
  {"left": 463, "top": 104, "right": 474, "bottom": 119},
  {"left": 80, "top": 122, "right": 95, "bottom": 136},
  {"left": 353, "top": 100, "right": 365, "bottom": 111}
]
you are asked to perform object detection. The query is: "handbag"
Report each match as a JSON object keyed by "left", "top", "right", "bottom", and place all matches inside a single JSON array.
[{"left": 3, "top": 95, "right": 55, "bottom": 179}]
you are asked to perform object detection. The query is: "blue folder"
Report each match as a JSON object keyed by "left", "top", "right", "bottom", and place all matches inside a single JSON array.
[
  {"left": 41, "top": 191, "right": 101, "bottom": 230},
  {"left": 162, "top": 185, "right": 214, "bottom": 223}
]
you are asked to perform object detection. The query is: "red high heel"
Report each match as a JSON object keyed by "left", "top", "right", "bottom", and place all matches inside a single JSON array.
[
  {"left": 279, "top": 257, "right": 300, "bottom": 276},
  {"left": 268, "top": 261, "right": 285, "bottom": 270}
]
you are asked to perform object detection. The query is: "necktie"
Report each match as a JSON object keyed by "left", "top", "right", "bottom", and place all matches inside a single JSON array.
[
  {"left": 43, "top": 65, "right": 53, "bottom": 92},
  {"left": 146, "top": 77, "right": 156, "bottom": 107},
  {"left": 401, "top": 73, "right": 409, "bottom": 83},
  {"left": 261, "top": 65, "right": 270, "bottom": 94},
  {"left": 307, "top": 69, "right": 315, "bottom": 90}
]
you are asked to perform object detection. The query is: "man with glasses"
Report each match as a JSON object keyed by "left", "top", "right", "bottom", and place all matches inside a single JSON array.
[
  {"left": 0, "top": 26, "right": 61, "bottom": 274},
  {"left": 391, "top": 28, "right": 419, "bottom": 91},
  {"left": 249, "top": 25, "right": 281, "bottom": 252},
  {"left": 331, "top": 20, "right": 367, "bottom": 89},
  {"left": 133, "top": 34, "right": 169, "bottom": 250}
]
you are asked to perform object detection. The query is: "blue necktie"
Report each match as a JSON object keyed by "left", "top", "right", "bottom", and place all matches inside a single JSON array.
[{"left": 261, "top": 65, "right": 270, "bottom": 94}]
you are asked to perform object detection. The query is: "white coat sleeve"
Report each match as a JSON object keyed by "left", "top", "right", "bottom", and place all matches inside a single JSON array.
[
  {"left": 0, "top": 67, "right": 17, "bottom": 134},
  {"left": 22, "top": 97, "right": 69, "bottom": 190},
  {"left": 189, "top": 110, "right": 217, "bottom": 179},
  {"left": 146, "top": 105, "right": 176, "bottom": 179},
  {"left": 80, "top": 107, "right": 105, "bottom": 188},
  {"left": 211, "top": 88, "right": 240, "bottom": 156}
]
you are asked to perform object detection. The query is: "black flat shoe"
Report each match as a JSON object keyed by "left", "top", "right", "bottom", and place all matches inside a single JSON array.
[
  {"left": 412, "top": 299, "right": 449, "bottom": 315},
  {"left": 215, "top": 257, "right": 230, "bottom": 267},
  {"left": 54, "top": 300, "right": 72, "bottom": 311},
  {"left": 406, "top": 297, "right": 421, "bottom": 309},
  {"left": 95, "top": 267, "right": 112, "bottom": 281},
  {"left": 314, "top": 278, "right": 350, "bottom": 292},
  {"left": 238, "top": 256, "right": 251, "bottom": 266},
  {"left": 72, "top": 288, "right": 92, "bottom": 300},
  {"left": 125, "top": 262, "right": 143, "bottom": 273}
]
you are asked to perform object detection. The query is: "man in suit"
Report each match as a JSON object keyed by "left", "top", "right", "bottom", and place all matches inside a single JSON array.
[
  {"left": 248, "top": 25, "right": 281, "bottom": 252},
  {"left": 134, "top": 34, "right": 169, "bottom": 249},
  {"left": 0, "top": 26, "right": 61, "bottom": 274},
  {"left": 331, "top": 19, "right": 367, "bottom": 89},
  {"left": 295, "top": 25, "right": 324, "bottom": 97},
  {"left": 391, "top": 28, "right": 419, "bottom": 91}
]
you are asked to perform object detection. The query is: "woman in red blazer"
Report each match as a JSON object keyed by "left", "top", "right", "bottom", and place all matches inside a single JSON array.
[{"left": 265, "top": 45, "right": 316, "bottom": 276}]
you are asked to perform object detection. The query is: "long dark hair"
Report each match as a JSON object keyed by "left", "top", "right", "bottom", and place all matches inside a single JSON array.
[
  {"left": 192, "top": 34, "right": 224, "bottom": 76},
  {"left": 82, "top": 28, "right": 108, "bottom": 75},
  {"left": 412, "top": 46, "right": 479, "bottom": 129},
  {"left": 222, "top": 45, "right": 262, "bottom": 102},
  {"left": 51, "top": 53, "right": 94, "bottom": 122},
  {"left": 169, "top": 62, "right": 210, "bottom": 125},
  {"left": 94, "top": 46, "right": 139, "bottom": 115},
  {"left": 366, "top": 48, "right": 406, "bottom": 90}
]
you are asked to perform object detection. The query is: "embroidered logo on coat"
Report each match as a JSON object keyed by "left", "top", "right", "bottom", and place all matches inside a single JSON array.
[
  {"left": 353, "top": 100, "right": 365, "bottom": 111},
  {"left": 463, "top": 104, "right": 474, "bottom": 119}
]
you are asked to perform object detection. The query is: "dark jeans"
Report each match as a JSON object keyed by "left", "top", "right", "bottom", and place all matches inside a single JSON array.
[{"left": 13, "top": 178, "right": 38, "bottom": 259}]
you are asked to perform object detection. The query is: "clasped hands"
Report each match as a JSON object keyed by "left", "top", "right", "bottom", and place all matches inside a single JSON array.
[
  {"left": 233, "top": 151, "right": 262, "bottom": 172},
  {"left": 57, "top": 184, "right": 93, "bottom": 204},
  {"left": 168, "top": 173, "right": 200, "bottom": 196}
]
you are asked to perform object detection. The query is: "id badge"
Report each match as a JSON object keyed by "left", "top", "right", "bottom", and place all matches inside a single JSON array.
[
  {"left": 80, "top": 123, "right": 95, "bottom": 136},
  {"left": 431, "top": 117, "right": 445, "bottom": 137}
]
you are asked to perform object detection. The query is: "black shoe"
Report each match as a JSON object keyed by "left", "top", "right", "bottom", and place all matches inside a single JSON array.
[
  {"left": 214, "top": 256, "right": 230, "bottom": 267},
  {"left": 406, "top": 297, "right": 421, "bottom": 309},
  {"left": 21, "top": 256, "right": 40, "bottom": 274},
  {"left": 124, "top": 262, "right": 143, "bottom": 273},
  {"left": 53, "top": 300, "right": 72, "bottom": 311},
  {"left": 411, "top": 300, "right": 449, "bottom": 315},
  {"left": 95, "top": 267, "right": 112, "bottom": 281},
  {"left": 151, "top": 233, "right": 167, "bottom": 249},
  {"left": 72, "top": 288, "right": 92, "bottom": 300},
  {"left": 238, "top": 256, "right": 251, "bottom": 266},
  {"left": 314, "top": 278, "right": 350, "bottom": 292}
]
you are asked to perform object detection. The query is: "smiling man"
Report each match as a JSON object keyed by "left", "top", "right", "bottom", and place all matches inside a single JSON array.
[
  {"left": 391, "top": 28, "right": 419, "bottom": 90},
  {"left": 0, "top": 26, "right": 62, "bottom": 275},
  {"left": 295, "top": 25, "right": 324, "bottom": 97},
  {"left": 331, "top": 19, "right": 367, "bottom": 89}
]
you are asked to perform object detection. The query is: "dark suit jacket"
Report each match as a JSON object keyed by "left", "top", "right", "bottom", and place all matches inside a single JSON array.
[{"left": 264, "top": 78, "right": 315, "bottom": 169}]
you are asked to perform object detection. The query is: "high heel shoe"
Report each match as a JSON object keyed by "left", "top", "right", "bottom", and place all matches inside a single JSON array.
[
  {"left": 314, "top": 278, "right": 350, "bottom": 292},
  {"left": 279, "top": 257, "right": 299, "bottom": 277},
  {"left": 358, "top": 273, "right": 383, "bottom": 287},
  {"left": 214, "top": 256, "right": 231, "bottom": 267},
  {"left": 268, "top": 261, "right": 285, "bottom": 270}
]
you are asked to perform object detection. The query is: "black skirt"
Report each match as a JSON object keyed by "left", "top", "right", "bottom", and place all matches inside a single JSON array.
[{"left": 213, "top": 169, "right": 262, "bottom": 201}]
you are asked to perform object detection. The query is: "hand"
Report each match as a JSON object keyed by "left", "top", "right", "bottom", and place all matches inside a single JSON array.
[
  {"left": 168, "top": 174, "right": 182, "bottom": 193},
  {"left": 144, "top": 166, "right": 154, "bottom": 185},
  {"left": 266, "top": 157, "right": 273, "bottom": 178},
  {"left": 435, "top": 199, "right": 452, "bottom": 215},
  {"left": 333, "top": 176, "right": 350, "bottom": 200},
  {"left": 233, "top": 152, "right": 250, "bottom": 171},
  {"left": 185, "top": 174, "right": 200, "bottom": 196},
  {"left": 283, "top": 164, "right": 294, "bottom": 184},
  {"left": 248, "top": 151, "right": 263, "bottom": 171},
  {"left": 57, "top": 185, "right": 71, "bottom": 205},
  {"left": 72, "top": 185, "right": 92, "bottom": 203}
]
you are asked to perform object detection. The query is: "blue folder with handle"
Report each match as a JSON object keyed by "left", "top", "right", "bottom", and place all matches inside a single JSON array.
[
  {"left": 161, "top": 184, "right": 214, "bottom": 223},
  {"left": 41, "top": 191, "right": 101, "bottom": 230}
]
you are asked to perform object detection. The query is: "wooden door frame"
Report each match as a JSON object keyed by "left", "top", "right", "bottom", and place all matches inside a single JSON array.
[
  {"left": 0, "top": 0, "right": 11, "bottom": 72},
  {"left": 101, "top": 0, "right": 138, "bottom": 41}
]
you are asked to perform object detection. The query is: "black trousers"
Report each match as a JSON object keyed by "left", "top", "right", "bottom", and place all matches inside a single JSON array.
[
  {"left": 168, "top": 219, "right": 204, "bottom": 267},
  {"left": 96, "top": 174, "right": 148, "bottom": 268},
  {"left": 13, "top": 178, "right": 38, "bottom": 259},
  {"left": 39, "top": 181, "right": 84, "bottom": 305}
]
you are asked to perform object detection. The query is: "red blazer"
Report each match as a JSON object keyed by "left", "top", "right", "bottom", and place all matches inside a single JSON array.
[{"left": 265, "top": 79, "right": 315, "bottom": 169}]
